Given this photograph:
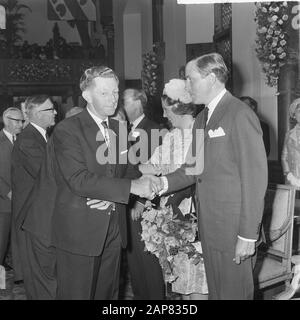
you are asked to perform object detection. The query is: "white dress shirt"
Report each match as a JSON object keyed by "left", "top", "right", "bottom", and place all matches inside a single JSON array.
[
  {"left": 3, "top": 129, "right": 15, "bottom": 144},
  {"left": 87, "top": 107, "right": 110, "bottom": 145},
  {"left": 30, "top": 122, "right": 47, "bottom": 142},
  {"left": 130, "top": 114, "right": 145, "bottom": 132}
]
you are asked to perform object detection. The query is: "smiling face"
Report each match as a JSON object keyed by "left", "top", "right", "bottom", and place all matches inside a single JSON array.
[{"left": 83, "top": 77, "right": 119, "bottom": 119}]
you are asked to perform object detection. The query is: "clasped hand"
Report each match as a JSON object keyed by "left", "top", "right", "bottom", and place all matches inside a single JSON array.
[{"left": 130, "top": 175, "right": 164, "bottom": 200}]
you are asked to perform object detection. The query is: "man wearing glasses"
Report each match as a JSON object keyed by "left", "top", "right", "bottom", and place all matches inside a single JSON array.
[
  {"left": 11, "top": 95, "right": 56, "bottom": 299},
  {"left": 0, "top": 108, "right": 24, "bottom": 276}
]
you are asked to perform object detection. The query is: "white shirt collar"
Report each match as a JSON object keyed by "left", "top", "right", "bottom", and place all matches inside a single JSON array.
[
  {"left": 30, "top": 122, "right": 47, "bottom": 142},
  {"left": 131, "top": 114, "right": 145, "bottom": 131},
  {"left": 87, "top": 107, "right": 110, "bottom": 144},
  {"left": 3, "top": 129, "right": 14, "bottom": 144},
  {"left": 206, "top": 88, "right": 227, "bottom": 123}
]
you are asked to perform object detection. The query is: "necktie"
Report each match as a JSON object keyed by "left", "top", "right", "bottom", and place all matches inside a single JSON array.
[
  {"left": 128, "top": 123, "right": 133, "bottom": 133},
  {"left": 12, "top": 135, "right": 16, "bottom": 144},
  {"left": 200, "top": 107, "right": 209, "bottom": 129},
  {"left": 101, "top": 121, "right": 110, "bottom": 146}
]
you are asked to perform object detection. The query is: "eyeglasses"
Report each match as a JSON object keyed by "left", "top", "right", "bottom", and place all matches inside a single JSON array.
[
  {"left": 39, "top": 108, "right": 56, "bottom": 113},
  {"left": 7, "top": 117, "right": 25, "bottom": 123}
]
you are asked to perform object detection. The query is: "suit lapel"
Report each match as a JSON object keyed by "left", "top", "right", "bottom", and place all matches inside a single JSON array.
[
  {"left": 0, "top": 130, "right": 13, "bottom": 150},
  {"left": 204, "top": 91, "right": 232, "bottom": 140},
  {"left": 79, "top": 109, "right": 105, "bottom": 151},
  {"left": 27, "top": 124, "right": 47, "bottom": 148}
]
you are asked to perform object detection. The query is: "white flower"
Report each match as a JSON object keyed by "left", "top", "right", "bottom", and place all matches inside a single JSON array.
[
  {"left": 272, "top": 15, "right": 278, "bottom": 21},
  {"left": 282, "top": 15, "right": 288, "bottom": 21},
  {"left": 280, "top": 39, "right": 287, "bottom": 46},
  {"left": 258, "top": 27, "right": 267, "bottom": 33},
  {"left": 278, "top": 19, "right": 283, "bottom": 25},
  {"left": 279, "top": 52, "right": 287, "bottom": 59},
  {"left": 163, "top": 79, "right": 192, "bottom": 104},
  {"left": 283, "top": 2, "right": 288, "bottom": 7},
  {"left": 273, "top": 7, "right": 279, "bottom": 13},
  {"left": 269, "top": 54, "right": 276, "bottom": 60},
  {"left": 277, "top": 47, "right": 284, "bottom": 54}
]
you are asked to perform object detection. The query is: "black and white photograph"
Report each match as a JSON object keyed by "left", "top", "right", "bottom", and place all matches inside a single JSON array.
[{"left": 0, "top": 0, "right": 299, "bottom": 303}]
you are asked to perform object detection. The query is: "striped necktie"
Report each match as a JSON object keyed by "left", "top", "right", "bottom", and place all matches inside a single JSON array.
[{"left": 101, "top": 120, "right": 110, "bottom": 146}]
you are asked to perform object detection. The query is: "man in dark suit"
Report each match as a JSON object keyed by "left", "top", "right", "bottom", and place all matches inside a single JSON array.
[
  {"left": 240, "top": 96, "right": 270, "bottom": 157},
  {"left": 50, "top": 66, "right": 156, "bottom": 300},
  {"left": 11, "top": 95, "right": 57, "bottom": 298},
  {"left": 123, "top": 88, "right": 165, "bottom": 300},
  {"left": 152, "top": 53, "right": 268, "bottom": 299},
  {"left": 0, "top": 108, "right": 24, "bottom": 269}
]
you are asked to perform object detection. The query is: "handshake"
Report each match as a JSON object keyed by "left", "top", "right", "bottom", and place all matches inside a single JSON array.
[{"left": 130, "top": 175, "right": 165, "bottom": 200}]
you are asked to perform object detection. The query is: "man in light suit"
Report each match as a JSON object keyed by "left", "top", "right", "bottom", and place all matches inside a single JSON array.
[
  {"left": 123, "top": 88, "right": 165, "bottom": 300},
  {"left": 11, "top": 95, "right": 57, "bottom": 298},
  {"left": 153, "top": 53, "right": 268, "bottom": 299},
  {"left": 50, "top": 66, "right": 156, "bottom": 299},
  {"left": 0, "top": 108, "right": 24, "bottom": 269}
]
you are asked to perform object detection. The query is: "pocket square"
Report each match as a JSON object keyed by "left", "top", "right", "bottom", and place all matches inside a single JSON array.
[
  {"left": 208, "top": 127, "right": 225, "bottom": 138},
  {"left": 120, "top": 149, "right": 128, "bottom": 155},
  {"left": 131, "top": 131, "right": 140, "bottom": 138}
]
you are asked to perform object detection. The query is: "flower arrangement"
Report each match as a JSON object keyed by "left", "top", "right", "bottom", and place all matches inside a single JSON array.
[
  {"left": 140, "top": 202, "right": 203, "bottom": 283},
  {"left": 141, "top": 50, "right": 159, "bottom": 96},
  {"left": 255, "top": 1, "right": 289, "bottom": 87},
  {"left": 163, "top": 79, "right": 192, "bottom": 104}
]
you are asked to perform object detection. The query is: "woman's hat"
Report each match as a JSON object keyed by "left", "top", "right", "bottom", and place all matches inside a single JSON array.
[{"left": 289, "top": 98, "right": 300, "bottom": 118}]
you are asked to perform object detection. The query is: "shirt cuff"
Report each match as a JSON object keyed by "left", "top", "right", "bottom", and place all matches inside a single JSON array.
[
  {"left": 159, "top": 176, "right": 169, "bottom": 195},
  {"left": 238, "top": 235, "right": 256, "bottom": 242}
]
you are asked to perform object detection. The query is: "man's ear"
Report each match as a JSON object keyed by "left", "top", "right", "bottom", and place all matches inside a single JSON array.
[{"left": 82, "top": 90, "right": 91, "bottom": 103}]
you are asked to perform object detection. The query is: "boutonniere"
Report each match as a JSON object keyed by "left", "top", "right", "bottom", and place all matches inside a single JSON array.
[{"left": 208, "top": 127, "right": 225, "bottom": 138}]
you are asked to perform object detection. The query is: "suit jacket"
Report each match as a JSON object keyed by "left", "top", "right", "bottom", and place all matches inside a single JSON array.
[
  {"left": 0, "top": 130, "right": 13, "bottom": 213},
  {"left": 50, "top": 109, "right": 140, "bottom": 256},
  {"left": 22, "top": 136, "right": 57, "bottom": 246},
  {"left": 11, "top": 124, "right": 47, "bottom": 228},
  {"left": 166, "top": 91, "right": 268, "bottom": 253}
]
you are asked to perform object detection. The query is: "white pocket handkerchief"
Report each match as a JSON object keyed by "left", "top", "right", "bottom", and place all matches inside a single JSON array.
[
  {"left": 208, "top": 127, "right": 225, "bottom": 138},
  {"left": 120, "top": 149, "right": 128, "bottom": 155},
  {"left": 132, "top": 131, "right": 140, "bottom": 138}
]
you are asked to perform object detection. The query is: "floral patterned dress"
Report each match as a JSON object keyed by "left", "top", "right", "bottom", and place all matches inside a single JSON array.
[{"left": 144, "top": 126, "right": 208, "bottom": 295}]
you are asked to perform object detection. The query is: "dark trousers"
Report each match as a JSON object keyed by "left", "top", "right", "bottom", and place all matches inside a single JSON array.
[
  {"left": 25, "top": 232, "right": 57, "bottom": 300},
  {"left": 127, "top": 217, "right": 165, "bottom": 300},
  {"left": 10, "top": 216, "right": 23, "bottom": 281},
  {"left": 202, "top": 241, "right": 254, "bottom": 300},
  {"left": 0, "top": 211, "right": 11, "bottom": 265},
  {"left": 56, "top": 212, "right": 121, "bottom": 300},
  {"left": 14, "top": 226, "right": 34, "bottom": 299}
]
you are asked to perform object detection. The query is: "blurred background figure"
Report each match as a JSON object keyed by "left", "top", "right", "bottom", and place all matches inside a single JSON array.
[
  {"left": 240, "top": 96, "right": 270, "bottom": 157},
  {"left": 112, "top": 107, "right": 127, "bottom": 124},
  {"left": 65, "top": 106, "right": 84, "bottom": 118},
  {"left": 0, "top": 107, "right": 24, "bottom": 271},
  {"left": 282, "top": 98, "right": 300, "bottom": 187}
]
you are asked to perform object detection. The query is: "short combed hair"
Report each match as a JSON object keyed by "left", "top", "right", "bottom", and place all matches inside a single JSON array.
[
  {"left": 194, "top": 52, "right": 229, "bottom": 84},
  {"left": 2, "top": 107, "right": 22, "bottom": 119},
  {"left": 25, "top": 95, "right": 51, "bottom": 113},
  {"left": 80, "top": 66, "right": 119, "bottom": 92},
  {"left": 124, "top": 88, "right": 148, "bottom": 110},
  {"left": 161, "top": 94, "right": 199, "bottom": 118},
  {"left": 240, "top": 96, "right": 258, "bottom": 112}
]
